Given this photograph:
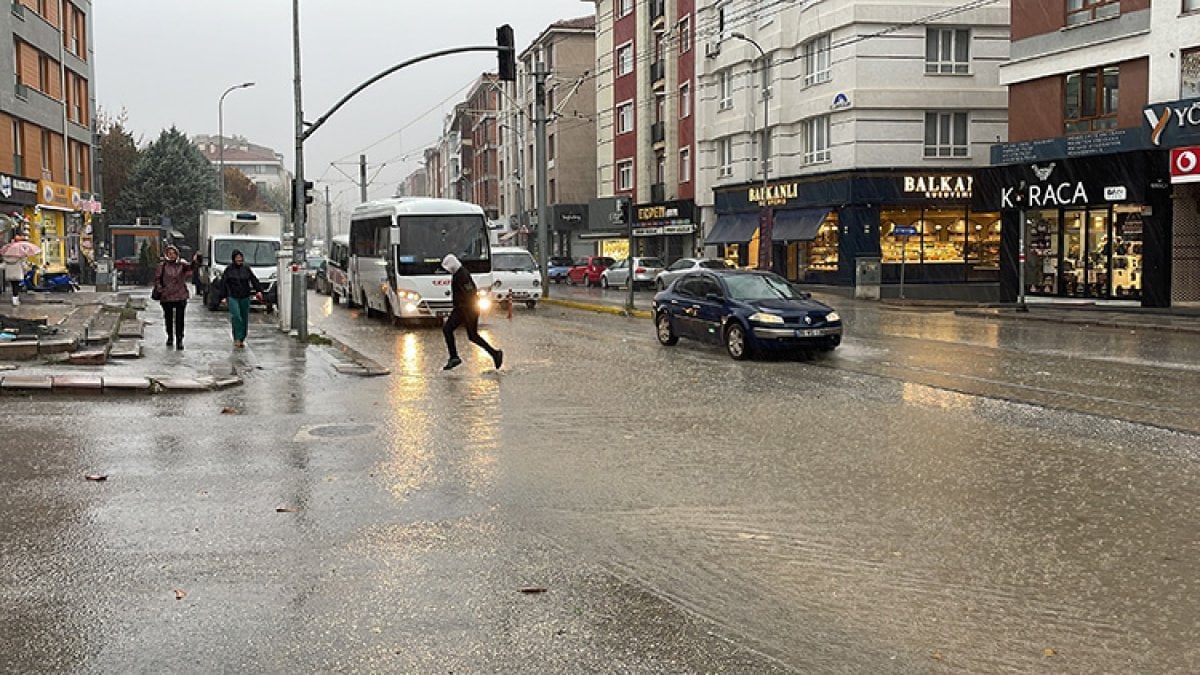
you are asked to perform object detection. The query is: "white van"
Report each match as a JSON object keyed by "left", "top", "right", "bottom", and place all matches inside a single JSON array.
[{"left": 489, "top": 246, "right": 541, "bottom": 309}]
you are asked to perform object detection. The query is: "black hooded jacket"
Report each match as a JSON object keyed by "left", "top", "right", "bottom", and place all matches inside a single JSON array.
[{"left": 219, "top": 250, "right": 263, "bottom": 300}]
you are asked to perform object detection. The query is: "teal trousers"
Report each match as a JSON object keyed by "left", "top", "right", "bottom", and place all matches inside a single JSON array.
[{"left": 228, "top": 297, "right": 251, "bottom": 341}]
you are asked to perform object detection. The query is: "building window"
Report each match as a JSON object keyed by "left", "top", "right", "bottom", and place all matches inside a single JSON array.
[
  {"left": 803, "top": 34, "right": 832, "bottom": 86},
  {"left": 1182, "top": 48, "right": 1200, "bottom": 98},
  {"left": 1067, "top": 0, "right": 1120, "bottom": 25},
  {"left": 617, "top": 43, "right": 634, "bottom": 76},
  {"left": 41, "top": 130, "right": 51, "bottom": 177},
  {"left": 804, "top": 116, "right": 831, "bottom": 164},
  {"left": 1065, "top": 66, "right": 1119, "bottom": 134},
  {"left": 926, "top": 28, "right": 970, "bottom": 75},
  {"left": 617, "top": 101, "right": 634, "bottom": 134},
  {"left": 719, "top": 70, "right": 733, "bottom": 110},
  {"left": 617, "top": 159, "right": 634, "bottom": 191},
  {"left": 679, "top": 16, "right": 692, "bottom": 53},
  {"left": 548, "top": 133, "right": 555, "bottom": 161},
  {"left": 717, "top": 4, "right": 727, "bottom": 40},
  {"left": 618, "top": 0, "right": 634, "bottom": 18},
  {"left": 680, "top": 147, "right": 691, "bottom": 182},
  {"left": 655, "top": 153, "right": 666, "bottom": 184},
  {"left": 12, "top": 121, "right": 23, "bottom": 175},
  {"left": 679, "top": 82, "right": 691, "bottom": 118},
  {"left": 1187, "top": 0, "right": 1200, "bottom": 12},
  {"left": 38, "top": 53, "right": 50, "bottom": 92},
  {"left": 718, "top": 138, "right": 733, "bottom": 177},
  {"left": 924, "top": 112, "right": 968, "bottom": 157},
  {"left": 548, "top": 179, "right": 556, "bottom": 203}
]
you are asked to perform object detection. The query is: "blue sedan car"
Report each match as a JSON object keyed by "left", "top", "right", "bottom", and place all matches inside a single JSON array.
[
  {"left": 652, "top": 270, "right": 842, "bottom": 359},
  {"left": 547, "top": 256, "right": 574, "bottom": 283}
]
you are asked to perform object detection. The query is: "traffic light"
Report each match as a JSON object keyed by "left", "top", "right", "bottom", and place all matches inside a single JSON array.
[
  {"left": 496, "top": 25, "right": 515, "bottom": 82},
  {"left": 302, "top": 179, "right": 314, "bottom": 205}
]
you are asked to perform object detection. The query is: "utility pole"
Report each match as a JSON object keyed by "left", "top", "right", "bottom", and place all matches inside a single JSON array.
[
  {"left": 290, "top": 0, "right": 308, "bottom": 339},
  {"left": 325, "top": 185, "right": 333, "bottom": 252},
  {"left": 533, "top": 62, "right": 550, "bottom": 291},
  {"left": 360, "top": 154, "right": 369, "bottom": 203}
]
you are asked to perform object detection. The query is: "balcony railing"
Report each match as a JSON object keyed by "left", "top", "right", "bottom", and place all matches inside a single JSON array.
[
  {"left": 651, "top": 121, "right": 665, "bottom": 144},
  {"left": 649, "top": 61, "right": 666, "bottom": 84},
  {"left": 651, "top": 183, "right": 666, "bottom": 203},
  {"left": 13, "top": 83, "right": 29, "bottom": 100}
]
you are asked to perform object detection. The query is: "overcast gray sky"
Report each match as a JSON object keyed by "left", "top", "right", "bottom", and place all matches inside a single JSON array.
[{"left": 94, "top": 0, "right": 588, "bottom": 216}]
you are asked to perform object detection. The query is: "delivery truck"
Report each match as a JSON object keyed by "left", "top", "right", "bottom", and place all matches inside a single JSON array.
[{"left": 197, "top": 210, "right": 284, "bottom": 311}]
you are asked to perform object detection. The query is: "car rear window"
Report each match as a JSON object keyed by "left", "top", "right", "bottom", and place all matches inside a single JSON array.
[
  {"left": 700, "top": 260, "right": 729, "bottom": 269},
  {"left": 639, "top": 258, "right": 664, "bottom": 268}
]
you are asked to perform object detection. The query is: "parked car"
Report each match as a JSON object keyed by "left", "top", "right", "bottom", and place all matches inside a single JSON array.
[
  {"left": 490, "top": 246, "right": 542, "bottom": 309},
  {"left": 652, "top": 270, "right": 842, "bottom": 359},
  {"left": 654, "top": 257, "right": 729, "bottom": 291},
  {"left": 547, "top": 256, "right": 574, "bottom": 283},
  {"left": 566, "top": 256, "right": 614, "bottom": 287},
  {"left": 601, "top": 257, "right": 665, "bottom": 290}
]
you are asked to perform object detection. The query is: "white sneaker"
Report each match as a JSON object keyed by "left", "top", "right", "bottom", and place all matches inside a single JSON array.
[{"left": 11, "top": 296, "right": 18, "bottom": 306}]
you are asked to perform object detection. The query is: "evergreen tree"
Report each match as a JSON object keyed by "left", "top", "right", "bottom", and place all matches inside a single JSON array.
[
  {"left": 96, "top": 108, "right": 142, "bottom": 226},
  {"left": 119, "top": 126, "right": 219, "bottom": 247}
]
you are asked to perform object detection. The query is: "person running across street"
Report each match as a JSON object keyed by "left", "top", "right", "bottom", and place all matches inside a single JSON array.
[
  {"left": 218, "top": 249, "right": 263, "bottom": 348},
  {"left": 440, "top": 253, "right": 502, "bottom": 371}
]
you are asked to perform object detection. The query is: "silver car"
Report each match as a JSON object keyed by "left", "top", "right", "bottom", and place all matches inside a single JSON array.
[
  {"left": 654, "top": 257, "right": 730, "bottom": 290},
  {"left": 601, "top": 257, "right": 665, "bottom": 289}
]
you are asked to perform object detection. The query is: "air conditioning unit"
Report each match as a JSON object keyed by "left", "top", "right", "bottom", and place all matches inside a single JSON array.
[{"left": 705, "top": 42, "right": 721, "bottom": 59}]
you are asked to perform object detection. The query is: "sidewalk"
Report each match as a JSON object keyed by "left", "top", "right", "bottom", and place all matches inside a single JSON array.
[{"left": 955, "top": 305, "right": 1200, "bottom": 334}]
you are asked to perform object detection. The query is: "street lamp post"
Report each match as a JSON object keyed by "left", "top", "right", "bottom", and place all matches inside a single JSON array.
[
  {"left": 730, "top": 32, "right": 772, "bottom": 272},
  {"left": 218, "top": 82, "right": 255, "bottom": 210}
]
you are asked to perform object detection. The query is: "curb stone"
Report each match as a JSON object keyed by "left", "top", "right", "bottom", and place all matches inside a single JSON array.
[
  {"left": 542, "top": 298, "right": 653, "bottom": 320},
  {"left": 322, "top": 333, "right": 390, "bottom": 376},
  {"left": 0, "top": 373, "right": 242, "bottom": 395},
  {"left": 954, "top": 308, "right": 1200, "bottom": 335}
]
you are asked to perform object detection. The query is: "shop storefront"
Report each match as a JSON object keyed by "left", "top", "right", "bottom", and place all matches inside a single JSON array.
[
  {"left": 710, "top": 170, "right": 1000, "bottom": 287},
  {"left": 630, "top": 200, "right": 698, "bottom": 264},
  {"left": 0, "top": 173, "right": 39, "bottom": 242},
  {"left": 584, "top": 196, "right": 632, "bottom": 260},
  {"left": 977, "top": 122, "right": 1175, "bottom": 307},
  {"left": 1152, "top": 96, "right": 1200, "bottom": 304},
  {"left": 29, "top": 181, "right": 84, "bottom": 273}
]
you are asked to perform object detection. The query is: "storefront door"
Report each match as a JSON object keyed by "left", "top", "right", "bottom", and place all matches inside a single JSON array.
[{"left": 1028, "top": 206, "right": 1142, "bottom": 300}]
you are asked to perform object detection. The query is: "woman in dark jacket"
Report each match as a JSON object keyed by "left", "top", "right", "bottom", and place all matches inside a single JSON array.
[
  {"left": 153, "top": 246, "right": 198, "bottom": 349},
  {"left": 218, "top": 249, "right": 263, "bottom": 348}
]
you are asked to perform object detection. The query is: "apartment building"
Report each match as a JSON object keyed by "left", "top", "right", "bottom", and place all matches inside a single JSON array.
[
  {"left": 395, "top": 167, "right": 428, "bottom": 198},
  {"left": 592, "top": 0, "right": 698, "bottom": 263},
  {"left": 464, "top": 74, "right": 501, "bottom": 220},
  {"left": 1, "top": 0, "right": 99, "bottom": 271},
  {"left": 978, "top": 0, "right": 1200, "bottom": 307},
  {"left": 500, "top": 16, "right": 596, "bottom": 255},
  {"left": 695, "top": 0, "right": 1009, "bottom": 291},
  {"left": 194, "top": 135, "right": 292, "bottom": 194}
]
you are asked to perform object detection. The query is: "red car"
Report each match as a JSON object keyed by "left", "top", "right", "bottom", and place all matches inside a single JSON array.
[{"left": 566, "top": 256, "right": 614, "bottom": 287}]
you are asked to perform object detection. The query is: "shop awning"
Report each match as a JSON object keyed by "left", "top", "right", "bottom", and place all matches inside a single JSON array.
[
  {"left": 771, "top": 208, "right": 829, "bottom": 242},
  {"left": 705, "top": 213, "right": 759, "bottom": 245}
]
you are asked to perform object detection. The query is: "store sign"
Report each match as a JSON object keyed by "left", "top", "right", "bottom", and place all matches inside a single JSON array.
[
  {"left": 636, "top": 204, "right": 681, "bottom": 221},
  {"left": 38, "top": 181, "right": 80, "bottom": 210},
  {"left": 903, "top": 175, "right": 973, "bottom": 199},
  {"left": 1000, "top": 163, "right": 1090, "bottom": 209},
  {"left": 1144, "top": 97, "right": 1200, "bottom": 147},
  {"left": 1171, "top": 147, "right": 1200, "bottom": 184},
  {"left": 1103, "top": 186, "right": 1128, "bottom": 201},
  {"left": 0, "top": 173, "right": 38, "bottom": 204},
  {"left": 831, "top": 93, "right": 851, "bottom": 110},
  {"left": 633, "top": 227, "right": 663, "bottom": 237},
  {"left": 748, "top": 182, "right": 798, "bottom": 207},
  {"left": 662, "top": 224, "right": 696, "bottom": 235}
]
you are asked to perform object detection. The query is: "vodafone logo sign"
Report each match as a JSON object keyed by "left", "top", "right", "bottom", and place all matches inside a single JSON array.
[{"left": 1173, "top": 147, "right": 1200, "bottom": 184}]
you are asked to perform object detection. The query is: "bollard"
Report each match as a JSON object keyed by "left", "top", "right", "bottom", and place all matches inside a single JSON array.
[{"left": 506, "top": 290, "right": 514, "bottom": 320}]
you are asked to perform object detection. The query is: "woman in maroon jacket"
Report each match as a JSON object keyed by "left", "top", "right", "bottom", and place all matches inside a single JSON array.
[{"left": 153, "top": 246, "right": 199, "bottom": 350}]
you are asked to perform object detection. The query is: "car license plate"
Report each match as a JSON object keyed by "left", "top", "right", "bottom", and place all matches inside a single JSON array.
[{"left": 795, "top": 328, "right": 825, "bottom": 337}]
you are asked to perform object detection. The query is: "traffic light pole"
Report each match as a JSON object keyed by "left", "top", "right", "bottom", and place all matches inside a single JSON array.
[
  {"left": 289, "top": 14, "right": 516, "bottom": 340},
  {"left": 533, "top": 62, "right": 550, "bottom": 293}
]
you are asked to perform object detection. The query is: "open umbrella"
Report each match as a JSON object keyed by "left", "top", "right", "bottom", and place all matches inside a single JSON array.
[{"left": 0, "top": 240, "right": 41, "bottom": 258}]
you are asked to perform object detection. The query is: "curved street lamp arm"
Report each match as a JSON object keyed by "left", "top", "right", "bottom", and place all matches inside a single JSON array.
[{"left": 302, "top": 45, "right": 503, "bottom": 142}]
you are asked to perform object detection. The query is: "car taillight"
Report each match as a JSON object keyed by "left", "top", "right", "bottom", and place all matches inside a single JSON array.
[{"left": 635, "top": 268, "right": 646, "bottom": 274}]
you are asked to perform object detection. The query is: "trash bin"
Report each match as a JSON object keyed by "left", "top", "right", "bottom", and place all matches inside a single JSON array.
[
  {"left": 854, "top": 256, "right": 881, "bottom": 301},
  {"left": 94, "top": 257, "right": 117, "bottom": 292}
]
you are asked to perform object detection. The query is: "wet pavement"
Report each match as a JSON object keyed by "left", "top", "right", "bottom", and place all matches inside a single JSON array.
[{"left": 2, "top": 290, "right": 1199, "bottom": 672}]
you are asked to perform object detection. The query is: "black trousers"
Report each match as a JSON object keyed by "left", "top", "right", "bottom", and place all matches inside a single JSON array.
[
  {"left": 161, "top": 300, "right": 187, "bottom": 341},
  {"left": 442, "top": 307, "right": 497, "bottom": 360}
]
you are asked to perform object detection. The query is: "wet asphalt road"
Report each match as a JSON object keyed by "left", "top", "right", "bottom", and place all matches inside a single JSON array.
[{"left": 2, "top": 292, "right": 1199, "bottom": 673}]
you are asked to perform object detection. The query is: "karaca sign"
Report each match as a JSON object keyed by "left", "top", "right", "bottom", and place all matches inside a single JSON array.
[
  {"left": 903, "top": 175, "right": 974, "bottom": 199},
  {"left": 748, "top": 182, "right": 798, "bottom": 206},
  {"left": 1000, "top": 162, "right": 1090, "bottom": 209}
]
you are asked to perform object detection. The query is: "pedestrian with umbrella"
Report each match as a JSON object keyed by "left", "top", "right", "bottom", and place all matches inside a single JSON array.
[{"left": 0, "top": 239, "right": 39, "bottom": 306}]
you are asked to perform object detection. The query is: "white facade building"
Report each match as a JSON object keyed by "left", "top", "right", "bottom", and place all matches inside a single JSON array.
[{"left": 693, "top": 0, "right": 1010, "bottom": 290}]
